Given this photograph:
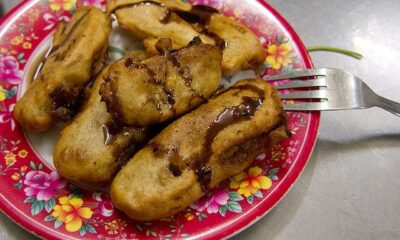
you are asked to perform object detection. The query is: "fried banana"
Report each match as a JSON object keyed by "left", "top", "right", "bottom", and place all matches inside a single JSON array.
[
  {"left": 110, "top": 79, "right": 290, "bottom": 221},
  {"left": 53, "top": 52, "right": 151, "bottom": 187},
  {"left": 100, "top": 37, "right": 222, "bottom": 126},
  {"left": 14, "top": 6, "right": 112, "bottom": 132},
  {"left": 107, "top": 1, "right": 265, "bottom": 76}
]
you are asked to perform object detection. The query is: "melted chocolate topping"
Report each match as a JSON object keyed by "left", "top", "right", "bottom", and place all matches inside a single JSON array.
[
  {"left": 49, "top": 87, "right": 85, "bottom": 121},
  {"left": 125, "top": 57, "right": 162, "bottom": 84},
  {"left": 154, "top": 84, "right": 265, "bottom": 191},
  {"left": 100, "top": 75, "right": 125, "bottom": 126},
  {"left": 114, "top": 127, "right": 148, "bottom": 168},
  {"left": 150, "top": 142, "right": 184, "bottom": 177},
  {"left": 192, "top": 95, "right": 264, "bottom": 190}
]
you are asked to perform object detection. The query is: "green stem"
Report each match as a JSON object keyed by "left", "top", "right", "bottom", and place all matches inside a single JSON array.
[{"left": 307, "top": 45, "right": 363, "bottom": 60}]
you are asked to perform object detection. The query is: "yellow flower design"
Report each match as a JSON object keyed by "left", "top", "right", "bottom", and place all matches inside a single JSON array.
[
  {"left": 11, "top": 172, "right": 21, "bottom": 181},
  {"left": 20, "top": 165, "right": 28, "bottom": 172},
  {"left": 266, "top": 43, "right": 293, "bottom": 70},
  {"left": 18, "top": 150, "right": 28, "bottom": 158},
  {"left": 51, "top": 197, "right": 93, "bottom": 232},
  {"left": 104, "top": 219, "right": 126, "bottom": 235},
  {"left": 185, "top": 213, "right": 195, "bottom": 221},
  {"left": 4, "top": 153, "right": 16, "bottom": 166},
  {"left": 49, "top": 0, "right": 77, "bottom": 11},
  {"left": 271, "top": 145, "right": 286, "bottom": 162},
  {"left": 10, "top": 35, "right": 23, "bottom": 45},
  {"left": 230, "top": 166, "right": 272, "bottom": 197},
  {"left": 22, "top": 42, "right": 32, "bottom": 49},
  {"left": 0, "top": 86, "right": 6, "bottom": 101}
]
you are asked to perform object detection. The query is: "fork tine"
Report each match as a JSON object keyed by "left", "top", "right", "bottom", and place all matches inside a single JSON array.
[
  {"left": 275, "top": 78, "right": 327, "bottom": 90},
  {"left": 283, "top": 102, "right": 328, "bottom": 111},
  {"left": 264, "top": 68, "right": 328, "bottom": 81},
  {"left": 280, "top": 90, "right": 328, "bottom": 99}
]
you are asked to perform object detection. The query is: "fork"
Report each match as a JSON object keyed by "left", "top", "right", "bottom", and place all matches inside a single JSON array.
[{"left": 264, "top": 68, "right": 400, "bottom": 117}]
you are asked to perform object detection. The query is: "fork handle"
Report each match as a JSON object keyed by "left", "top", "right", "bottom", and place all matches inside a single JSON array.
[{"left": 376, "top": 95, "right": 400, "bottom": 117}]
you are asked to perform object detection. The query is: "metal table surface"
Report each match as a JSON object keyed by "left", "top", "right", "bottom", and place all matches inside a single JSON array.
[{"left": 1, "top": 0, "right": 400, "bottom": 239}]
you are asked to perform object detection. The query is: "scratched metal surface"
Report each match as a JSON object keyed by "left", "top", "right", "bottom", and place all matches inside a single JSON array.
[{"left": 1, "top": 0, "right": 400, "bottom": 239}]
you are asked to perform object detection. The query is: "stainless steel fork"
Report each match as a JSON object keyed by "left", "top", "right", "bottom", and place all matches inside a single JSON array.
[{"left": 264, "top": 68, "right": 400, "bottom": 117}]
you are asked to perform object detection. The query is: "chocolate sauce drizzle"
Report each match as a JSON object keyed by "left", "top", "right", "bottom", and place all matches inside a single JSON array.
[
  {"left": 150, "top": 142, "right": 183, "bottom": 177},
  {"left": 160, "top": 5, "right": 227, "bottom": 50},
  {"left": 102, "top": 120, "right": 148, "bottom": 168},
  {"left": 49, "top": 86, "right": 86, "bottom": 121},
  {"left": 154, "top": 84, "right": 265, "bottom": 191},
  {"left": 191, "top": 94, "right": 264, "bottom": 190},
  {"left": 125, "top": 57, "right": 162, "bottom": 84}
]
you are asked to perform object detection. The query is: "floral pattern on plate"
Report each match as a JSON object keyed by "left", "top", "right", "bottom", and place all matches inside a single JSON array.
[{"left": 0, "top": 0, "right": 317, "bottom": 239}]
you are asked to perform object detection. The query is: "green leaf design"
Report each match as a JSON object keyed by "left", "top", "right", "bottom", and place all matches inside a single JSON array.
[
  {"left": 38, "top": 163, "right": 43, "bottom": 171},
  {"left": 254, "top": 190, "right": 263, "bottom": 199},
  {"left": 79, "top": 226, "right": 87, "bottom": 236},
  {"left": 226, "top": 200, "right": 242, "bottom": 213},
  {"left": 180, "top": 234, "right": 190, "bottom": 238},
  {"left": 268, "top": 168, "right": 279, "bottom": 175},
  {"left": 246, "top": 195, "right": 254, "bottom": 205},
  {"left": 54, "top": 220, "right": 63, "bottom": 228},
  {"left": 277, "top": 35, "right": 284, "bottom": 43},
  {"left": 69, "top": 187, "right": 84, "bottom": 198},
  {"left": 7, "top": 86, "right": 16, "bottom": 97},
  {"left": 85, "top": 224, "right": 97, "bottom": 234},
  {"left": 269, "top": 175, "right": 279, "bottom": 181},
  {"left": 109, "top": 46, "right": 126, "bottom": 57},
  {"left": 31, "top": 200, "right": 44, "bottom": 216},
  {"left": 17, "top": 53, "right": 24, "bottom": 60},
  {"left": 281, "top": 65, "right": 293, "bottom": 73},
  {"left": 69, "top": 7, "right": 76, "bottom": 15},
  {"left": 228, "top": 191, "right": 244, "bottom": 201},
  {"left": 219, "top": 205, "right": 227, "bottom": 217},
  {"left": 24, "top": 196, "right": 36, "bottom": 204},
  {"left": 44, "top": 215, "right": 56, "bottom": 222},
  {"left": 44, "top": 199, "right": 56, "bottom": 213},
  {"left": 29, "top": 161, "right": 36, "bottom": 170}
]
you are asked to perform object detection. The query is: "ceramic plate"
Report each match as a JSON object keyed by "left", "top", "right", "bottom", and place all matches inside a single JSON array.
[{"left": 0, "top": 0, "right": 319, "bottom": 239}]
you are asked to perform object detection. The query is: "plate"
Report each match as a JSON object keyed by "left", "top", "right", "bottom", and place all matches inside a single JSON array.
[{"left": 0, "top": 0, "right": 319, "bottom": 239}]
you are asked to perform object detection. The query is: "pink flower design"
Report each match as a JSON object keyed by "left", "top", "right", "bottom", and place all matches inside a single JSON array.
[
  {"left": 92, "top": 192, "right": 114, "bottom": 217},
  {"left": 0, "top": 55, "right": 24, "bottom": 85},
  {"left": 191, "top": 189, "right": 229, "bottom": 214},
  {"left": 79, "top": 0, "right": 104, "bottom": 9},
  {"left": 43, "top": 13, "right": 70, "bottom": 31},
  {"left": 23, "top": 171, "right": 67, "bottom": 201}
]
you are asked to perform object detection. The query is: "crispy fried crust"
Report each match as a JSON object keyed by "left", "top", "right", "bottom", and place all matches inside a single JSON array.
[
  {"left": 107, "top": 0, "right": 265, "bottom": 76},
  {"left": 53, "top": 52, "right": 151, "bottom": 188},
  {"left": 14, "top": 6, "right": 112, "bottom": 132},
  {"left": 99, "top": 38, "right": 222, "bottom": 126},
  {"left": 110, "top": 79, "right": 290, "bottom": 221}
]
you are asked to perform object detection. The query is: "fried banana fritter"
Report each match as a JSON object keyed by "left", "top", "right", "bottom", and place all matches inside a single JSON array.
[
  {"left": 54, "top": 52, "right": 151, "bottom": 187},
  {"left": 107, "top": 0, "right": 214, "bottom": 48},
  {"left": 14, "top": 6, "right": 112, "bottom": 132},
  {"left": 100, "top": 37, "right": 222, "bottom": 126},
  {"left": 110, "top": 79, "right": 290, "bottom": 221},
  {"left": 107, "top": 0, "right": 265, "bottom": 76}
]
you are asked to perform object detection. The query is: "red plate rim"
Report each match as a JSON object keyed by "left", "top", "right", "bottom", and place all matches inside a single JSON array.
[{"left": 0, "top": 1, "right": 320, "bottom": 239}]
